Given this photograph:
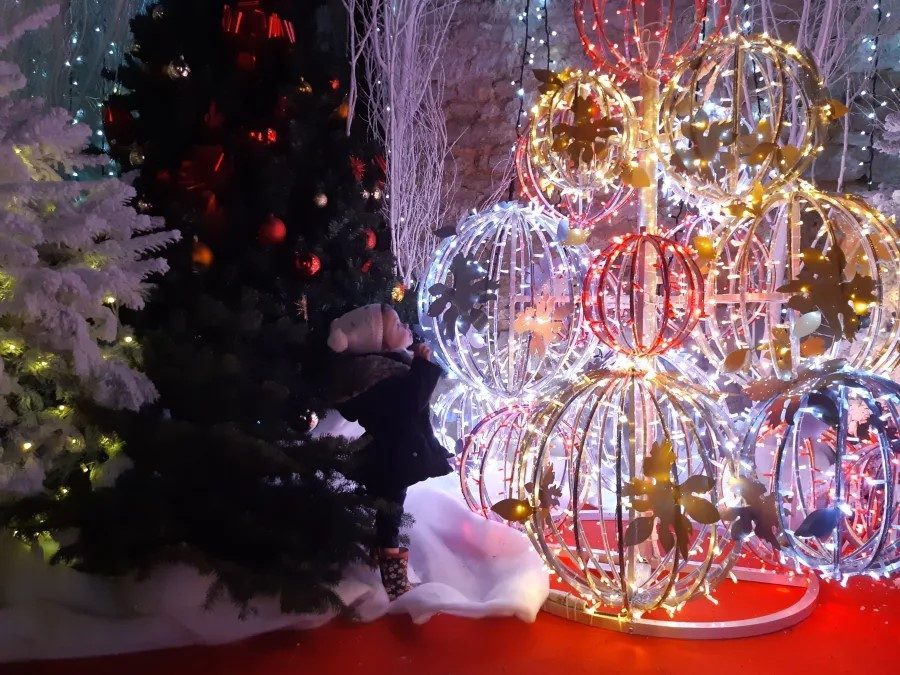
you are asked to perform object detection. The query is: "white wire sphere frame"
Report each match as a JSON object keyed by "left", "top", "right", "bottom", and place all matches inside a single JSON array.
[
  {"left": 430, "top": 381, "right": 496, "bottom": 457},
  {"left": 516, "top": 369, "right": 742, "bottom": 616},
  {"left": 418, "top": 202, "right": 597, "bottom": 400},
  {"left": 458, "top": 402, "right": 587, "bottom": 531},
  {"left": 658, "top": 33, "right": 831, "bottom": 206},
  {"left": 733, "top": 369, "right": 900, "bottom": 580},
  {"left": 696, "top": 187, "right": 900, "bottom": 384}
]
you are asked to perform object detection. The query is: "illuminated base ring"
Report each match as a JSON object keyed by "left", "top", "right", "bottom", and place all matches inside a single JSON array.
[{"left": 542, "top": 567, "right": 818, "bottom": 639}]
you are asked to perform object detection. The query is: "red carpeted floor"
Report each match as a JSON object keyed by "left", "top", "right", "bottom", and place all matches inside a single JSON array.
[{"left": 7, "top": 573, "right": 898, "bottom": 675}]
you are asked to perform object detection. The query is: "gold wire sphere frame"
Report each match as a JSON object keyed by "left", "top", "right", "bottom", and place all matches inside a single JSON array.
[
  {"left": 515, "top": 134, "right": 633, "bottom": 230},
  {"left": 517, "top": 368, "right": 741, "bottom": 617},
  {"left": 528, "top": 69, "right": 638, "bottom": 214},
  {"left": 658, "top": 33, "right": 832, "bottom": 206},
  {"left": 733, "top": 368, "right": 900, "bottom": 579},
  {"left": 697, "top": 186, "right": 900, "bottom": 384}
]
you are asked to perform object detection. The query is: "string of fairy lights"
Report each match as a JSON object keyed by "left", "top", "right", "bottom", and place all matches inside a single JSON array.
[
  {"left": 6, "top": 0, "right": 151, "bottom": 178},
  {"left": 509, "top": 0, "right": 556, "bottom": 200},
  {"left": 421, "top": 1, "right": 900, "bottom": 625},
  {"left": 512, "top": 0, "right": 554, "bottom": 132},
  {"left": 862, "top": 5, "right": 883, "bottom": 188}
]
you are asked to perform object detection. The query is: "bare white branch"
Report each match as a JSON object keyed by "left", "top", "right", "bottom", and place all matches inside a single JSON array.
[{"left": 346, "top": 0, "right": 460, "bottom": 285}]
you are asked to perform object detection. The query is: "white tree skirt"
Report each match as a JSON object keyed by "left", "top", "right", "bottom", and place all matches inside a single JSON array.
[{"left": 0, "top": 410, "right": 549, "bottom": 662}]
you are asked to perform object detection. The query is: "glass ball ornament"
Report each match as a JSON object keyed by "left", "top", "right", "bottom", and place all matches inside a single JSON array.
[
  {"left": 517, "top": 369, "right": 740, "bottom": 617},
  {"left": 166, "top": 55, "right": 191, "bottom": 79},
  {"left": 575, "top": 0, "right": 731, "bottom": 80},
  {"left": 583, "top": 233, "right": 704, "bottom": 358},
  {"left": 313, "top": 192, "right": 328, "bottom": 208},
  {"left": 430, "top": 383, "right": 495, "bottom": 457},
  {"left": 459, "top": 403, "right": 581, "bottom": 532},
  {"left": 523, "top": 69, "right": 637, "bottom": 229},
  {"left": 658, "top": 33, "right": 831, "bottom": 206},
  {"left": 734, "top": 368, "right": 900, "bottom": 580},
  {"left": 698, "top": 186, "right": 900, "bottom": 384},
  {"left": 293, "top": 251, "right": 321, "bottom": 279},
  {"left": 419, "top": 202, "right": 596, "bottom": 399},
  {"left": 128, "top": 146, "right": 146, "bottom": 167}
]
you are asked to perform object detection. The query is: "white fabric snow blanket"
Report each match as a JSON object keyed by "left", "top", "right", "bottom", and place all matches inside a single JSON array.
[{"left": 0, "top": 411, "right": 549, "bottom": 662}]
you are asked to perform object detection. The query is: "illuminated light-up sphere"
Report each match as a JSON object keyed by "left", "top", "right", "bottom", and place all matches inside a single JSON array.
[
  {"left": 419, "top": 202, "right": 595, "bottom": 399},
  {"left": 515, "top": 135, "right": 632, "bottom": 231},
  {"left": 430, "top": 383, "right": 496, "bottom": 457},
  {"left": 525, "top": 70, "right": 637, "bottom": 229},
  {"left": 698, "top": 187, "right": 900, "bottom": 383},
  {"left": 658, "top": 33, "right": 831, "bottom": 205},
  {"left": 575, "top": 0, "right": 731, "bottom": 80},
  {"left": 459, "top": 403, "right": 583, "bottom": 528},
  {"left": 518, "top": 369, "right": 740, "bottom": 617},
  {"left": 737, "top": 369, "right": 900, "bottom": 579},
  {"left": 583, "top": 233, "right": 704, "bottom": 358}
]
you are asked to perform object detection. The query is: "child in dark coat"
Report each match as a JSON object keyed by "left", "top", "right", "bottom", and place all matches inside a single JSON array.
[{"left": 327, "top": 303, "right": 453, "bottom": 599}]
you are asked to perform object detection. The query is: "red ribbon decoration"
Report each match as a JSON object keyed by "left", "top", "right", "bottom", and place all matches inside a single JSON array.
[{"left": 222, "top": 2, "right": 296, "bottom": 44}]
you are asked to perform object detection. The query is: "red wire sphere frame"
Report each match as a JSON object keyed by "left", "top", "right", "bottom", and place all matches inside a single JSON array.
[
  {"left": 514, "top": 135, "right": 633, "bottom": 230},
  {"left": 574, "top": 0, "right": 731, "bottom": 81},
  {"left": 583, "top": 233, "right": 704, "bottom": 357}
]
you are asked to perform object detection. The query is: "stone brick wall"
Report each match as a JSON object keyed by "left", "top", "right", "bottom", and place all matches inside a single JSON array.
[{"left": 442, "top": 0, "right": 592, "bottom": 221}]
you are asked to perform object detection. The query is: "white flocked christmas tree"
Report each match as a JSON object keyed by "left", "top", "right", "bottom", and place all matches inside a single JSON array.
[{"left": 0, "top": 5, "right": 178, "bottom": 495}]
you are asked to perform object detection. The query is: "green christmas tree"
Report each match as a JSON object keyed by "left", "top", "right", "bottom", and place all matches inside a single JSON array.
[{"left": 5, "top": 0, "right": 398, "bottom": 614}]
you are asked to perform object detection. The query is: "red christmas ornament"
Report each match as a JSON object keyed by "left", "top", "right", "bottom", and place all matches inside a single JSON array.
[
  {"left": 361, "top": 259, "right": 373, "bottom": 273},
  {"left": 330, "top": 78, "right": 340, "bottom": 91},
  {"left": 582, "top": 233, "right": 703, "bottom": 357},
  {"left": 294, "top": 251, "right": 322, "bottom": 279},
  {"left": 259, "top": 214, "right": 287, "bottom": 244},
  {"left": 362, "top": 227, "right": 377, "bottom": 251},
  {"left": 575, "top": 0, "right": 731, "bottom": 81}
]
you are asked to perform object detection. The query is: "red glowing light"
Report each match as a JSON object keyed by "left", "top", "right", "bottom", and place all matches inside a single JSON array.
[
  {"left": 582, "top": 232, "right": 704, "bottom": 357},
  {"left": 574, "top": 0, "right": 731, "bottom": 80}
]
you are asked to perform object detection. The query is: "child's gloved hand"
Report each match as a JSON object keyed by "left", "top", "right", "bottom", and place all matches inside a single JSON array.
[{"left": 412, "top": 343, "right": 433, "bottom": 362}]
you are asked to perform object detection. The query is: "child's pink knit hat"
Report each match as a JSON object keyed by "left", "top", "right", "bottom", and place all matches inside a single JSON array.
[{"left": 327, "top": 304, "right": 385, "bottom": 354}]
